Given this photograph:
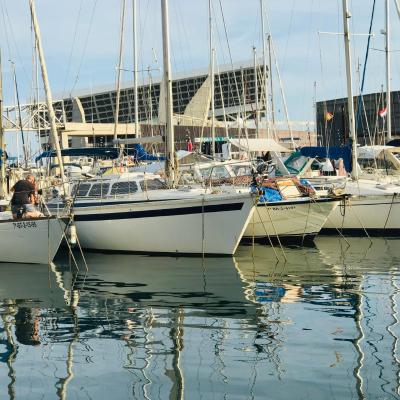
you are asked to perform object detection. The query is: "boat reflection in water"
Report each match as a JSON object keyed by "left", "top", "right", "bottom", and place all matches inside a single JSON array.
[{"left": 0, "top": 241, "right": 399, "bottom": 399}]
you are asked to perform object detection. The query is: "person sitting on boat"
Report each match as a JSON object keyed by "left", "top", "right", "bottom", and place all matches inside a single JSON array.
[{"left": 10, "top": 174, "right": 42, "bottom": 219}]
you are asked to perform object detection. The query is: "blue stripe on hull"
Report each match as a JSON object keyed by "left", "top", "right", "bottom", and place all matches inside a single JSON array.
[
  {"left": 74, "top": 202, "right": 244, "bottom": 222},
  {"left": 241, "top": 233, "right": 318, "bottom": 245},
  {"left": 320, "top": 228, "right": 400, "bottom": 236}
]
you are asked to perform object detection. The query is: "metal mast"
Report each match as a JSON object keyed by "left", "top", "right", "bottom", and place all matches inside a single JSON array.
[
  {"left": 385, "top": 0, "right": 391, "bottom": 141},
  {"left": 161, "top": 0, "right": 176, "bottom": 187},
  {"left": 133, "top": 0, "right": 140, "bottom": 137},
  {"left": 114, "top": 0, "right": 126, "bottom": 141},
  {"left": 260, "top": 0, "right": 270, "bottom": 137},
  {"left": 29, "top": 0, "right": 68, "bottom": 195},
  {"left": 268, "top": 34, "right": 275, "bottom": 127},
  {"left": 209, "top": 0, "right": 215, "bottom": 158},
  {"left": 253, "top": 47, "right": 260, "bottom": 138},
  {"left": 342, "top": 0, "right": 358, "bottom": 180},
  {"left": 0, "top": 51, "right": 6, "bottom": 198}
]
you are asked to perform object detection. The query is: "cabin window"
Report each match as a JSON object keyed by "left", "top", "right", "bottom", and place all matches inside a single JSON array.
[
  {"left": 231, "top": 165, "right": 252, "bottom": 176},
  {"left": 199, "top": 166, "right": 230, "bottom": 179},
  {"left": 358, "top": 157, "right": 397, "bottom": 172},
  {"left": 88, "top": 183, "right": 110, "bottom": 197},
  {"left": 285, "top": 155, "right": 308, "bottom": 174},
  {"left": 140, "top": 179, "right": 167, "bottom": 191},
  {"left": 72, "top": 183, "right": 91, "bottom": 197},
  {"left": 110, "top": 181, "right": 139, "bottom": 195}
]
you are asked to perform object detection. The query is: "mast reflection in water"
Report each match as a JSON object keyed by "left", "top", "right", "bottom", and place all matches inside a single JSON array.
[{"left": 0, "top": 238, "right": 399, "bottom": 399}]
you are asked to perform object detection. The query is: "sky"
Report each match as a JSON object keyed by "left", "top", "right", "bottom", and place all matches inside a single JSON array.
[{"left": 1, "top": 0, "right": 400, "bottom": 156}]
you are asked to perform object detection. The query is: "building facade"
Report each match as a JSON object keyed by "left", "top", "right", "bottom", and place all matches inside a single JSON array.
[
  {"left": 52, "top": 61, "right": 266, "bottom": 127},
  {"left": 316, "top": 90, "right": 400, "bottom": 147}
]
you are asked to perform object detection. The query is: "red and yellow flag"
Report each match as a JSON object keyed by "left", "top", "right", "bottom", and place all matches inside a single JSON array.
[{"left": 325, "top": 112, "right": 334, "bottom": 121}]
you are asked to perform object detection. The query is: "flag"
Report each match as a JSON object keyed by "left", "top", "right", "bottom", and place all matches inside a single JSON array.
[
  {"left": 325, "top": 112, "right": 334, "bottom": 121},
  {"left": 378, "top": 107, "right": 387, "bottom": 118}
]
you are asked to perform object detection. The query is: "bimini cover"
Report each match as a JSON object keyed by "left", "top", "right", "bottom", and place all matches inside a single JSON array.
[
  {"left": 35, "top": 145, "right": 164, "bottom": 162},
  {"left": 300, "top": 146, "right": 352, "bottom": 172}
]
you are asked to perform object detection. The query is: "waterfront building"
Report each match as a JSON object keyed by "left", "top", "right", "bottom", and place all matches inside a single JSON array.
[{"left": 316, "top": 90, "right": 400, "bottom": 147}]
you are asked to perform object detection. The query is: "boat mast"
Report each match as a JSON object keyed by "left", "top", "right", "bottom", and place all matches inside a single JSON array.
[
  {"left": 209, "top": 0, "right": 215, "bottom": 158},
  {"left": 268, "top": 35, "right": 275, "bottom": 129},
  {"left": 114, "top": 0, "right": 126, "bottom": 141},
  {"left": 161, "top": 0, "right": 176, "bottom": 187},
  {"left": 253, "top": 47, "right": 260, "bottom": 139},
  {"left": 133, "top": 0, "right": 140, "bottom": 137},
  {"left": 260, "top": 0, "right": 270, "bottom": 138},
  {"left": 342, "top": 0, "right": 358, "bottom": 180},
  {"left": 29, "top": 0, "right": 68, "bottom": 196},
  {"left": 385, "top": 0, "right": 392, "bottom": 141},
  {"left": 0, "top": 51, "right": 6, "bottom": 199}
]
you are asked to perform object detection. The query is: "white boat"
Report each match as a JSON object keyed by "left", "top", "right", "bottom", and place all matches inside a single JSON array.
[
  {"left": 322, "top": 179, "right": 400, "bottom": 234},
  {"left": 321, "top": 1, "right": 400, "bottom": 236},
  {"left": 0, "top": 214, "right": 68, "bottom": 264},
  {"left": 244, "top": 196, "right": 339, "bottom": 242},
  {"left": 282, "top": 153, "right": 400, "bottom": 235},
  {"left": 46, "top": 2, "right": 256, "bottom": 256},
  {"left": 49, "top": 172, "right": 254, "bottom": 255},
  {"left": 155, "top": 159, "right": 340, "bottom": 242}
]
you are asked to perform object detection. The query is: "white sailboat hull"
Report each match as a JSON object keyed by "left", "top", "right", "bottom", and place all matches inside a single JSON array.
[
  {"left": 72, "top": 193, "right": 255, "bottom": 255},
  {"left": 323, "top": 195, "right": 400, "bottom": 234},
  {"left": 0, "top": 216, "right": 67, "bottom": 264},
  {"left": 244, "top": 198, "right": 339, "bottom": 240},
  {"left": 320, "top": 179, "right": 400, "bottom": 234}
]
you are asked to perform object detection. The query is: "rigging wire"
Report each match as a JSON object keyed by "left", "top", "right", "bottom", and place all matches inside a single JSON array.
[
  {"left": 300, "top": 0, "right": 315, "bottom": 120},
  {"left": 264, "top": 6, "right": 294, "bottom": 147},
  {"left": 61, "top": 0, "right": 84, "bottom": 100},
  {"left": 0, "top": 1, "right": 30, "bottom": 81},
  {"left": 355, "top": 0, "right": 376, "bottom": 143},
  {"left": 280, "top": 0, "right": 296, "bottom": 75},
  {"left": 69, "top": 0, "right": 99, "bottom": 97},
  {"left": 217, "top": 0, "right": 246, "bottom": 140}
]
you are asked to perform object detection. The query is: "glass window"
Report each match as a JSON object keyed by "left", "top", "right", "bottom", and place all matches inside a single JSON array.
[
  {"left": 72, "top": 183, "right": 91, "bottom": 197},
  {"left": 285, "top": 155, "right": 308, "bottom": 173},
  {"left": 199, "top": 166, "right": 230, "bottom": 179},
  {"left": 110, "top": 181, "right": 138, "bottom": 196},
  {"left": 358, "top": 157, "right": 397, "bottom": 172},
  {"left": 231, "top": 165, "right": 252, "bottom": 176},
  {"left": 140, "top": 179, "right": 167, "bottom": 191},
  {"left": 88, "top": 183, "right": 110, "bottom": 197}
]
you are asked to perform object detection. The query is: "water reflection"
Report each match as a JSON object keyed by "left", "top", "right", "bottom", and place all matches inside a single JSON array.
[{"left": 0, "top": 239, "right": 398, "bottom": 399}]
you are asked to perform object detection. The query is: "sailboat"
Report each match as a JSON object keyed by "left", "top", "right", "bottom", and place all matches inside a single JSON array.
[
  {"left": 322, "top": 0, "right": 400, "bottom": 235},
  {"left": 279, "top": 0, "right": 400, "bottom": 235},
  {"left": 0, "top": 3, "right": 69, "bottom": 265},
  {"left": 48, "top": 0, "right": 255, "bottom": 256}
]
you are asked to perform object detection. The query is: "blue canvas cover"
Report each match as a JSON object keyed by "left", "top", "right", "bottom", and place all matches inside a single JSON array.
[
  {"left": 35, "top": 145, "right": 164, "bottom": 162},
  {"left": 258, "top": 187, "right": 282, "bottom": 203},
  {"left": 300, "top": 146, "right": 352, "bottom": 172}
]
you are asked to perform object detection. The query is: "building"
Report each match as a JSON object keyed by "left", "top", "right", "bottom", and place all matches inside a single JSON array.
[
  {"left": 3, "top": 60, "right": 316, "bottom": 155},
  {"left": 316, "top": 90, "right": 400, "bottom": 147},
  {"left": 53, "top": 61, "right": 265, "bottom": 126}
]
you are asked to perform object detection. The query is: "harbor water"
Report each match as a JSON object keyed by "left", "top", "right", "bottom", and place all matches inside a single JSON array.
[{"left": 0, "top": 237, "right": 399, "bottom": 399}]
